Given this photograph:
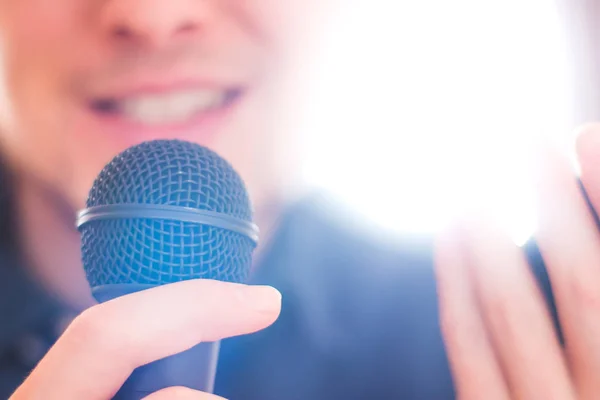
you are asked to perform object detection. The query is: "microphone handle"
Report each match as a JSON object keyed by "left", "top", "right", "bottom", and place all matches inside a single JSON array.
[
  {"left": 113, "top": 341, "right": 220, "bottom": 399},
  {"left": 93, "top": 285, "right": 220, "bottom": 400}
]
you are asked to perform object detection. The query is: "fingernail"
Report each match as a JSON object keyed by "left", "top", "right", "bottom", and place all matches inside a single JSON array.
[
  {"left": 575, "top": 123, "right": 600, "bottom": 169},
  {"left": 574, "top": 123, "right": 600, "bottom": 150},
  {"left": 244, "top": 285, "right": 282, "bottom": 312}
]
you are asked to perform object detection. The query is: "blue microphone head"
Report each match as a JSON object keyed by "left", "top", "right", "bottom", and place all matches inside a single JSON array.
[{"left": 77, "top": 140, "right": 258, "bottom": 291}]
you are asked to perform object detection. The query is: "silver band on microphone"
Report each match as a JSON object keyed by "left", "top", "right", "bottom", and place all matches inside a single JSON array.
[{"left": 76, "top": 204, "right": 259, "bottom": 245}]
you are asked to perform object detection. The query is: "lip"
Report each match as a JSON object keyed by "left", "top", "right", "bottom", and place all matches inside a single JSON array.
[
  {"left": 89, "top": 77, "right": 240, "bottom": 100},
  {"left": 83, "top": 85, "right": 244, "bottom": 146}
]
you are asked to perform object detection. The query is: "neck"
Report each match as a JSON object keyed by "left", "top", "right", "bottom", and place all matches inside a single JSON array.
[{"left": 15, "top": 173, "right": 95, "bottom": 311}]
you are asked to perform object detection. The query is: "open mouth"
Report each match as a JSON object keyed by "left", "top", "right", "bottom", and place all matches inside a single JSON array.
[{"left": 89, "top": 87, "right": 243, "bottom": 126}]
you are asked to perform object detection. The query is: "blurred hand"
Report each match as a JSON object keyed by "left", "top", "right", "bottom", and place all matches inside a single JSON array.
[
  {"left": 434, "top": 124, "right": 600, "bottom": 399},
  {"left": 10, "top": 280, "right": 281, "bottom": 400}
]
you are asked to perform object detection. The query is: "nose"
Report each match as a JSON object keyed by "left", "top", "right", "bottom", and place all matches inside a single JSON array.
[{"left": 100, "top": 0, "right": 208, "bottom": 47}]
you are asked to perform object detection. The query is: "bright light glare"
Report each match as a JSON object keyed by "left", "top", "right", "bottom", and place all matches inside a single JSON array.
[{"left": 300, "top": 0, "right": 572, "bottom": 245}]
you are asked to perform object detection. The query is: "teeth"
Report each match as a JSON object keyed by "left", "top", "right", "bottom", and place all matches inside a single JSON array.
[{"left": 121, "top": 90, "right": 226, "bottom": 125}]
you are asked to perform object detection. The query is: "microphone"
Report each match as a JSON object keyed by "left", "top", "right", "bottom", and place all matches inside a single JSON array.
[{"left": 76, "top": 139, "right": 259, "bottom": 399}]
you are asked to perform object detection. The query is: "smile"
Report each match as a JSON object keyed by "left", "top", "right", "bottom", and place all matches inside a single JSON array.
[{"left": 89, "top": 87, "right": 242, "bottom": 126}]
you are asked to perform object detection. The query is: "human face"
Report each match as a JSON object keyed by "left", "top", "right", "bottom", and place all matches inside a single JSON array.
[{"left": 0, "top": 0, "right": 323, "bottom": 213}]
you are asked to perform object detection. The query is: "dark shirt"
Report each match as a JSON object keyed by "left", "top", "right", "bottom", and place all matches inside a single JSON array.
[{"left": 0, "top": 188, "right": 556, "bottom": 399}]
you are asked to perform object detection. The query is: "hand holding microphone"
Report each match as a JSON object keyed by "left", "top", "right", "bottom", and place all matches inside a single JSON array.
[
  {"left": 11, "top": 280, "right": 280, "bottom": 400},
  {"left": 11, "top": 140, "right": 281, "bottom": 399}
]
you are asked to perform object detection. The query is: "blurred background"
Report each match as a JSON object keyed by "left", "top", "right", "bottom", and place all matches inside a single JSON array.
[{"left": 294, "top": 0, "right": 593, "bottom": 245}]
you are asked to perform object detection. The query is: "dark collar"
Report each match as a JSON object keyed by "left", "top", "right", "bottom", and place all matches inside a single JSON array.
[
  {"left": 0, "top": 254, "right": 64, "bottom": 353},
  {"left": 0, "top": 155, "right": 65, "bottom": 354}
]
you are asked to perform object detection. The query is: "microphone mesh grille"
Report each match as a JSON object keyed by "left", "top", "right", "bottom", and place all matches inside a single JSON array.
[
  {"left": 80, "top": 140, "right": 255, "bottom": 287},
  {"left": 86, "top": 140, "right": 252, "bottom": 220}
]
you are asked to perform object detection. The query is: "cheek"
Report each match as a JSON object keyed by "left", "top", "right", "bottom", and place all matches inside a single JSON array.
[
  {"left": 238, "top": 0, "right": 329, "bottom": 54},
  {"left": 2, "top": 0, "right": 86, "bottom": 93},
  {"left": 0, "top": 1, "right": 92, "bottom": 206},
  {"left": 2, "top": 1, "right": 80, "bottom": 58}
]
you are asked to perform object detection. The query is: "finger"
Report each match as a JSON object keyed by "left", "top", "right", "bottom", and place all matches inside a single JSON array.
[
  {"left": 434, "top": 225, "right": 510, "bottom": 400},
  {"left": 11, "top": 280, "right": 281, "bottom": 400},
  {"left": 535, "top": 134, "right": 600, "bottom": 397},
  {"left": 464, "top": 216, "right": 575, "bottom": 400},
  {"left": 142, "top": 386, "right": 226, "bottom": 400}
]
